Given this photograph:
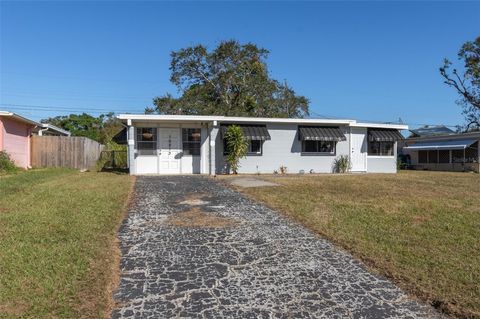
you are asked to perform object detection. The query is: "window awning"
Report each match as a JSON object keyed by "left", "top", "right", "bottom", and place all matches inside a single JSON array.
[
  {"left": 368, "top": 129, "right": 404, "bottom": 142},
  {"left": 403, "top": 139, "right": 477, "bottom": 151},
  {"left": 298, "top": 126, "right": 346, "bottom": 141},
  {"left": 220, "top": 125, "right": 271, "bottom": 140}
]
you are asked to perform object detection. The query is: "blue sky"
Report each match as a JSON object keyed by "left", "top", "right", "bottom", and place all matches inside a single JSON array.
[{"left": 1, "top": 1, "right": 479, "bottom": 129}]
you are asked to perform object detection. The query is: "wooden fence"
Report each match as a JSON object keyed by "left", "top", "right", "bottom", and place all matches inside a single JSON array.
[{"left": 31, "top": 136, "right": 104, "bottom": 170}]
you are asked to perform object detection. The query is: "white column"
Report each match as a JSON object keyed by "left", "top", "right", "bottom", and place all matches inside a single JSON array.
[
  {"left": 127, "top": 125, "right": 135, "bottom": 175},
  {"left": 209, "top": 123, "right": 219, "bottom": 175}
]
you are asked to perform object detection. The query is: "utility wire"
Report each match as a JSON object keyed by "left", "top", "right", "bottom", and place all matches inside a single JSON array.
[{"left": 1, "top": 103, "right": 460, "bottom": 128}]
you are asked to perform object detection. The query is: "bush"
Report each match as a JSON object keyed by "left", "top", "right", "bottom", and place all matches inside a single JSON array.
[
  {"left": 0, "top": 151, "right": 18, "bottom": 174},
  {"left": 333, "top": 155, "right": 351, "bottom": 173},
  {"left": 224, "top": 125, "right": 248, "bottom": 174}
]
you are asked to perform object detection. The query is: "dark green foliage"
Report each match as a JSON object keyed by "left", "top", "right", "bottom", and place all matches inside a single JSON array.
[
  {"left": 0, "top": 151, "right": 19, "bottom": 174},
  {"left": 440, "top": 36, "right": 480, "bottom": 131},
  {"left": 41, "top": 112, "right": 123, "bottom": 143},
  {"left": 148, "top": 40, "right": 310, "bottom": 118}
]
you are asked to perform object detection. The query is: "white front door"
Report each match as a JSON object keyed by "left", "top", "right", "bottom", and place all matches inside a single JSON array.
[
  {"left": 158, "top": 128, "right": 181, "bottom": 174},
  {"left": 350, "top": 127, "right": 367, "bottom": 172}
]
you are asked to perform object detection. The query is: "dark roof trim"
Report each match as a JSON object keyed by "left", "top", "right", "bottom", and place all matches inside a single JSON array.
[
  {"left": 298, "top": 126, "right": 346, "bottom": 142},
  {"left": 220, "top": 125, "right": 271, "bottom": 140},
  {"left": 368, "top": 129, "right": 404, "bottom": 142},
  {"left": 112, "top": 127, "right": 127, "bottom": 145}
]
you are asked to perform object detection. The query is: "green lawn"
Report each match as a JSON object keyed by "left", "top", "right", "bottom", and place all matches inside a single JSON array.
[
  {"left": 235, "top": 171, "right": 480, "bottom": 319},
  {"left": 0, "top": 169, "right": 133, "bottom": 318}
]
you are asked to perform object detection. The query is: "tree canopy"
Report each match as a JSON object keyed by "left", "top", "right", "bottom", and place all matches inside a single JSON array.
[
  {"left": 41, "top": 112, "right": 122, "bottom": 143},
  {"left": 146, "top": 40, "right": 309, "bottom": 118},
  {"left": 440, "top": 36, "right": 480, "bottom": 131}
]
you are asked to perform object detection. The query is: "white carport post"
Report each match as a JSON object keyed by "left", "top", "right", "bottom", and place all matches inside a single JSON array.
[
  {"left": 127, "top": 119, "right": 135, "bottom": 175},
  {"left": 209, "top": 121, "right": 219, "bottom": 175}
]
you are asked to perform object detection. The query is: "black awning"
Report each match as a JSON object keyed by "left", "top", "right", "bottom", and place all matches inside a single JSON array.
[
  {"left": 368, "top": 129, "right": 404, "bottom": 142},
  {"left": 112, "top": 127, "right": 127, "bottom": 145},
  {"left": 220, "top": 125, "right": 271, "bottom": 140},
  {"left": 298, "top": 126, "right": 346, "bottom": 141}
]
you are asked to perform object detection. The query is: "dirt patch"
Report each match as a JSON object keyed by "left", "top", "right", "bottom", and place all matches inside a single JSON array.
[
  {"left": 0, "top": 206, "right": 9, "bottom": 213},
  {"left": 178, "top": 193, "right": 210, "bottom": 206},
  {"left": 412, "top": 215, "right": 431, "bottom": 226},
  {"left": 166, "top": 207, "right": 237, "bottom": 228},
  {"left": 229, "top": 177, "right": 279, "bottom": 188}
]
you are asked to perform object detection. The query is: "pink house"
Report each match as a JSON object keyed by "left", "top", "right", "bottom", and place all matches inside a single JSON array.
[{"left": 0, "top": 111, "right": 40, "bottom": 169}]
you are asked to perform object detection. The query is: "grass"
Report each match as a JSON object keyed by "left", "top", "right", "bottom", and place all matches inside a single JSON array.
[
  {"left": 0, "top": 169, "right": 133, "bottom": 318},
  {"left": 233, "top": 171, "right": 480, "bottom": 319}
]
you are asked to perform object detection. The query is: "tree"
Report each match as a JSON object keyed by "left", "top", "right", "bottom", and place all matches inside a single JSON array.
[
  {"left": 440, "top": 36, "right": 480, "bottom": 131},
  {"left": 148, "top": 40, "right": 310, "bottom": 118},
  {"left": 224, "top": 125, "right": 249, "bottom": 174},
  {"left": 41, "top": 112, "right": 123, "bottom": 143}
]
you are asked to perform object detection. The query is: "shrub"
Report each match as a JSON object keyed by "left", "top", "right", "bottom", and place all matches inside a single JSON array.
[
  {"left": 224, "top": 125, "right": 248, "bottom": 174},
  {"left": 0, "top": 151, "right": 18, "bottom": 174},
  {"left": 333, "top": 155, "right": 351, "bottom": 173}
]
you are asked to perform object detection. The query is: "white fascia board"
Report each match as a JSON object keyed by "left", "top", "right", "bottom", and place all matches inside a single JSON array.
[
  {"left": 116, "top": 113, "right": 408, "bottom": 129},
  {"left": 117, "top": 114, "right": 355, "bottom": 125},
  {"left": 41, "top": 124, "right": 71, "bottom": 136},
  {"left": 351, "top": 122, "right": 409, "bottom": 130},
  {"left": 0, "top": 111, "right": 41, "bottom": 127}
]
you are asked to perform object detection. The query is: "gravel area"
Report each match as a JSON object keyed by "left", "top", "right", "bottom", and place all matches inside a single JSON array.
[{"left": 112, "top": 176, "right": 440, "bottom": 319}]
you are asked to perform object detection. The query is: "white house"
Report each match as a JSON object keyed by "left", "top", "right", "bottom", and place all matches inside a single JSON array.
[{"left": 117, "top": 114, "right": 407, "bottom": 175}]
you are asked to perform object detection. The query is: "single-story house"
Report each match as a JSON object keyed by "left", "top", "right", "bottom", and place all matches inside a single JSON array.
[
  {"left": 117, "top": 114, "right": 407, "bottom": 175},
  {"left": 401, "top": 131, "right": 480, "bottom": 173},
  {"left": 0, "top": 111, "right": 40, "bottom": 169}
]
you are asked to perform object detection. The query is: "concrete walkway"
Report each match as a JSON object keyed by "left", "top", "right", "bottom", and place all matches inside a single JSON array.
[{"left": 112, "top": 176, "right": 440, "bottom": 319}]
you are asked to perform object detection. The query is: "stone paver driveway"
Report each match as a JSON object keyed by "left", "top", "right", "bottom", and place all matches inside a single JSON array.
[{"left": 112, "top": 176, "right": 440, "bottom": 319}]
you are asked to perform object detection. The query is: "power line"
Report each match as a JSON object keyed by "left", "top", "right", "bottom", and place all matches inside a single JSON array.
[
  {"left": 0, "top": 103, "right": 145, "bottom": 114},
  {"left": 2, "top": 103, "right": 461, "bottom": 128}
]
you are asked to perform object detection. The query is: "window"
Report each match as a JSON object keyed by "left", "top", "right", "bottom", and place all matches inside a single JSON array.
[
  {"left": 182, "top": 128, "right": 201, "bottom": 155},
  {"left": 368, "top": 141, "right": 394, "bottom": 156},
  {"left": 418, "top": 150, "right": 428, "bottom": 164},
  {"left": 301, "top": 140, "right": 336, "bottom": 154},
  {"left": 248, "top": 140, "right": 262, "bottom": 155},
  {"left": 136, "top": 128, "right": 157, "bottom": 155},
  {"left": 223, "top": 139, "right": 263, "bottom": 156}
]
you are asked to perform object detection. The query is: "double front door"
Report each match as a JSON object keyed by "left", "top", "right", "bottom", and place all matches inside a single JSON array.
[{"left": 135, "top": 128, "right": 182, "bottom": 174}]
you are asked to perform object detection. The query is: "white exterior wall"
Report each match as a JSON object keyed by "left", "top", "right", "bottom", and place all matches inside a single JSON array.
[
  {"left": 215, "top": 123, "right": 351, "bottom": 174},
  {"left": 129, "top": 122, "right": 209, "bottom": 175},
  {"left": 120, "top": 116, "right": 405, "bottom": 175}
]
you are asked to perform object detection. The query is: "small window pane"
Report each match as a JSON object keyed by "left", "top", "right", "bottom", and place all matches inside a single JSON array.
[
  {"left": 303, "top": 140, "right": 318, "bottom": 152},
  {"left": 137, "top": 128, "right": 157, "bottom": 155},
  {"left": 368, "top": 141, "right": 380, "bottom": 155},
  {"left": 248, "top": 140, "right": 262, "bottom": 155},
  {"left": 302, "top": 140, "right": 336, "bottom": 154},
  {"left": 182, "top": 128, "right": 201, "bottom": 155},
  {"left": 368, "top": 141, "right": 394, "bottom": 156}
]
